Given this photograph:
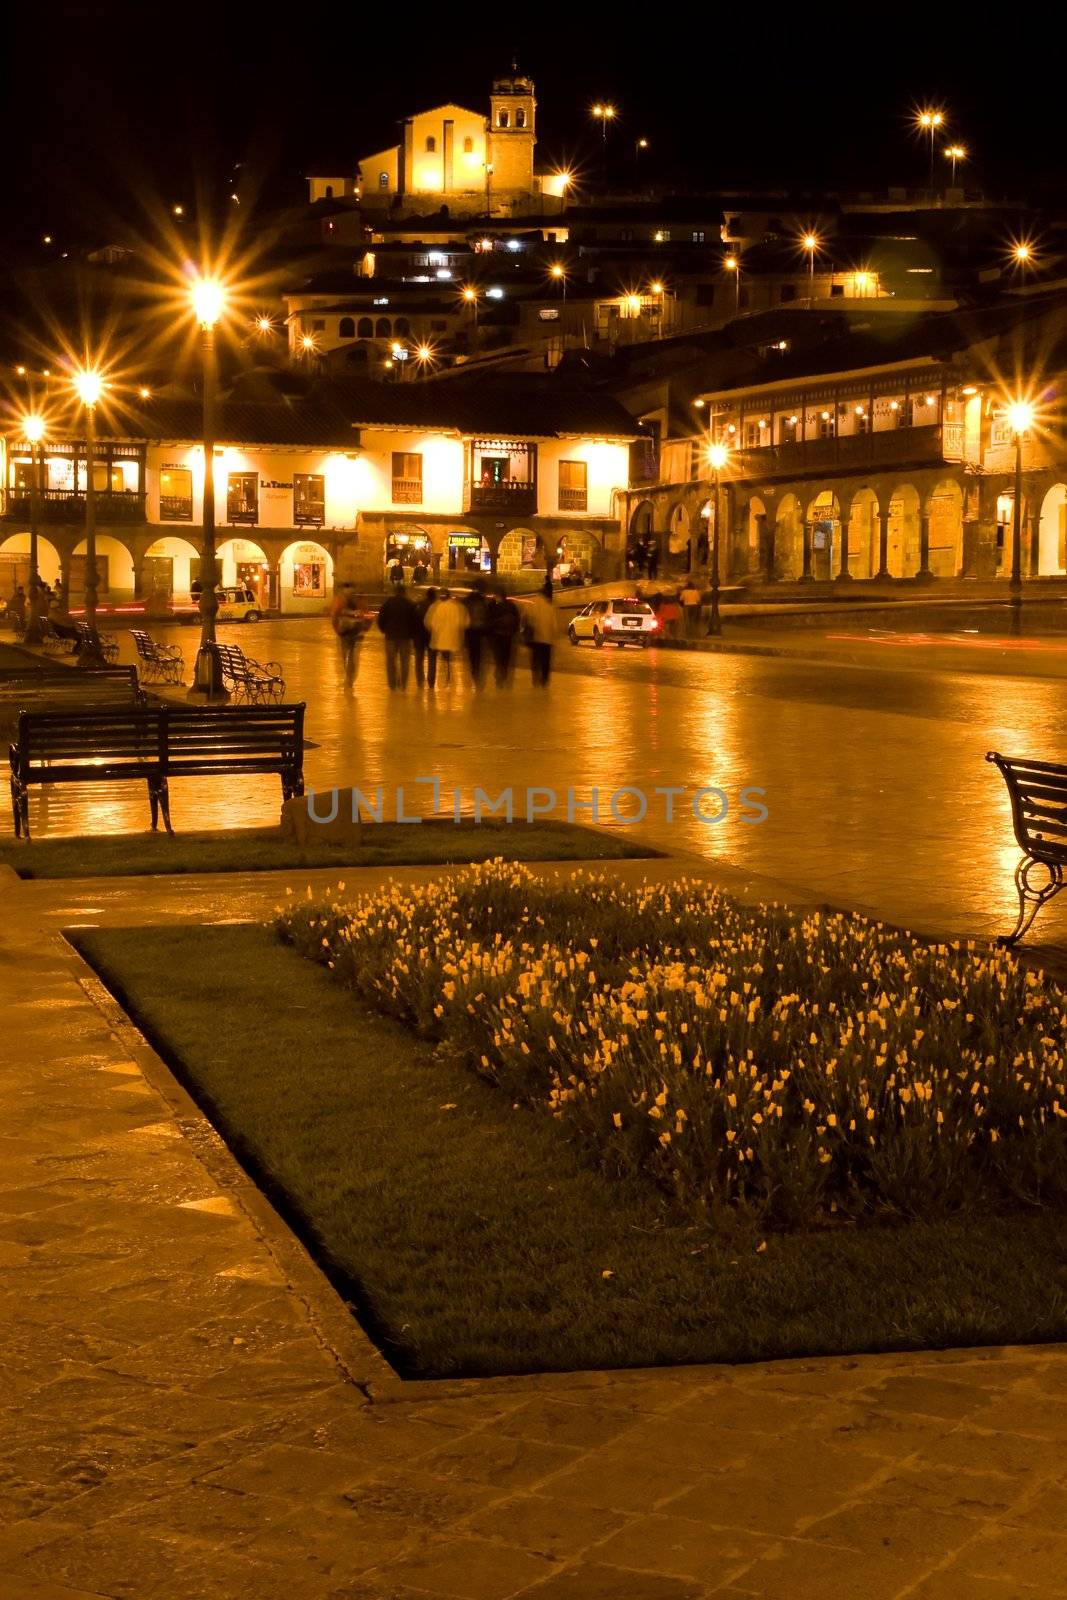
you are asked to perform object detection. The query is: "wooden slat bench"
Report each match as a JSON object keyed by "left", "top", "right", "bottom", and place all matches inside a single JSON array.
[
  {"left": 130, "top": 629, "right": 184, "bottom": 685},
  {"left": 216, "top": 642, "right": 285, "bottom": 704},
  {"left": 10, "top": 702, "right": 305, "bottom": 839},
  {"left": 74, "top": 621, "right": 119, "bottom": 662},
  {"left": 0, "top": 666, "right": 144, "bottom": 716},
  {"left": 986, "top": 751, "right": 1067, "bottom": 945}
]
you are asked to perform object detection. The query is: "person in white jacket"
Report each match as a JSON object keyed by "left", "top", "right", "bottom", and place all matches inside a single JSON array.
[
  {"left": 525, "top": 582, "right": 556, "bottom": 686},
  {"left": 424, "top": 588, "right": 468, "bottom": 686}
]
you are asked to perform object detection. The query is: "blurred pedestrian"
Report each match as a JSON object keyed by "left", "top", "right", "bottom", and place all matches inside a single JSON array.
[
  {"left": 487, "top": 587, "right": 520, "bottom": 686},
  {"left": 645, "top": 537, "right": 660, "bottom": 581},
  {"left": 680, "top": 577, "right": 703, "bottom": 638},
  {"left": 388, "top": 559, "right": 404, "bottom": 587},
  {"left": 425, "top": 587, "right": 467, "bottom": 687},
  {"left": 412, "top": 559, "right": 430, "bottom": 585},
  {"left": 7, "top": 585, "right": 26, "bottom": 629},
  {"left": 38, "top": 580, "right": 54, "bottom": 618},
  {"left": 659, "top": 590, "right": 682, "bottom": 639},
  {"left": 413, "top": 586, "right": 436, "bottom": 686},
  {"left": 377, "top": 583, "right": 416, "bottom": 690},
  {"left": 330, "top": 583, "right": 365, "bottom": 693},
  {"left": 525, "top": 581, "right": 556, "bottom": 687},
  {"left": 463, "top": 579, "right": 489, "bottom": 687}
]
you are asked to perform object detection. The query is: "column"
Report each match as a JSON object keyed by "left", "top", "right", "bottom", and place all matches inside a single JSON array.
[
  {"left": 132, "top": 555, "right": 145, "bottom": 601},
  {"left": 1027, "top": 500, "right": 1040, "bottom": 577},
  {"left": 801, "top": 520, "right": 813, "bottom": 581},
  {"left": 876, "top": 505, "right": 891, "bottom": 578},
  {"left": 835, "top": 504, "right": 852, "bottom": 580},
  {"left": 759, "top": 514, "right": 775, "bottom": 582},
  {"left": 917, "top": 511, "right": 934, "bottom": 580}
]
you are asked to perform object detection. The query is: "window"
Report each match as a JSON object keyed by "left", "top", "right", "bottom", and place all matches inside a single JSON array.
[
  {"left": 378, "top": 171, "right": 389, "bottom": 189},
  {"left": 779, "top": 284, "right": 797, "bottom": 302},
  {"left": 425, "top": 135, "right": 436, "bottom": 153},
  {"left": 497, "top": 109, "right": 509, "bottom": 128},
  {"left": 692, "top": 229, "right": 705, "bottom": 243},
  {"left": 159, "top": 467, "right": 193, "bottom": 521},
  {"left": 463, "top": 136, "right": 474, "bottom": 154},
  {"left": 311, "top": 319, "right": 325, "bottom": 332},
  {"left": 294, "top": 472, "right": 325, "bottom": 525},
  {"left": 394, "top": 316, "right": 410, "bottom": 336},
  {"left": 391, "top": 451, "right": 423, "bottom": 504},
  {"left": 226, "top": 472, "right": 258, "bottom": 524},
  {"left": 324, "top": 185, "right": 334, "bottom": 199},
  {"left": 817, "top": 414, "right": 835, "bottom": 440},
  {"left": 830, "top": 283, "right": 844, "bottom": 297},
  {"left": 779, "top": 416, "right": 798, "bottom": 444},
  {"left": 375, "top": 316, "right": 391, "bottom": 337},
  {"left": 558, "top": 459, "right": 588, "bottom": 511},
  {"left": 620, "top": 228, "right": 633, "bottom": 242},
  {"left": 516, "top": 107, "right": 526, "bottom": 128},
  {"left": 339, "top": 316, "right": 355, "bottom": 338},
  {"left": 357, "top": 316, "right": 373, "bottom": 337},
  {"left": 292, "top": 560, "right": 325, "bottom": 599}
]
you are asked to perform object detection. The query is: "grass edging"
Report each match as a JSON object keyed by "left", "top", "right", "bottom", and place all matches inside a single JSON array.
[{"left": 74, "top": 923, "right": 1067, "bottom": 1380}]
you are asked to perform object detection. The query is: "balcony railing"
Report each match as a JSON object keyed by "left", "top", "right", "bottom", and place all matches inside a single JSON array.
[
  {"left": 558, "top": 487, "right": 588, "bottom": 512},
  {"left": 467, "top": 480, "right": 537, "bottom": 515},
  {"left": 159, "top": 495, "right": 193, "bottom": 522},
  {"left": 726, "top": 424, "right": 947, "bottom": 481},
  {"left": 2, "top": 489, "right": 146, "bottom": 523},
  {"left": 391, "top": 478, "right": 423, "bottom": 505},
  {"left": 225, "top": 505, "right": 258, "bottom": 526},
  {"left": 294, "top": 502, "right": 326, "bottom": 525}
]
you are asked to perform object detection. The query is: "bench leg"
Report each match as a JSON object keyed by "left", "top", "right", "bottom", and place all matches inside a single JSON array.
[
  {"left": 999, "top": 856, "right": 1065, "bottom": 947},
  {"left": 11, "top": 776, "right": 30, "bottom": 841},
  {"left": 157, "top": 776, "right": 173, "bottom": 835}
]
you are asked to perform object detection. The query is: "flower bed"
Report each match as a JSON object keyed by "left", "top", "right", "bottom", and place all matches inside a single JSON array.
[{"left": 277, "top": 863, "right": 1067, "bottom": 1228}]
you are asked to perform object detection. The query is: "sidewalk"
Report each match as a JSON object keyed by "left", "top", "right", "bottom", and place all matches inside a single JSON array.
[
  {"left": 655, "top": 628, "right": 1067, "bottom": 678},
  {"left": 2, "top": 861, "right": 1067, "bottom": 1599}
]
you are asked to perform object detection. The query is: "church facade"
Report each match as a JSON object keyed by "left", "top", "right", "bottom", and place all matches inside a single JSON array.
[{"left": 309, "top": 73, "right": 539, "bottom": 217}]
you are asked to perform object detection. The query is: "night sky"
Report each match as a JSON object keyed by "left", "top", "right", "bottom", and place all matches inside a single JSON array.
[{"left": 6, "top": 5, "right": 1066, "bottom": 268}]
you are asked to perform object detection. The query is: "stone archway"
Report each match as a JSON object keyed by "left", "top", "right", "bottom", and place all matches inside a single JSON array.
[
  {"left": 885, "top": 484, "right": 921, "bottom": 578},
  {"left": 72, "top": 533, "right": 136, "bottom": 602},
  {"left": 805, "top": 490, "right": 841, "bottom": 582},
  {"left": 1038, "top": 483, "right": 1067, "bottom": 575},
  {"left": 744, "top": 496, "right": 767, "bottom": 578},
  {"left": 497, "top": 527, "right": 547, "bottom": 590},
  {"left": 217, "top": 537, "right": 270, "bottom": 607},
  {"left": 280, "top": 539, "right": 334, "bottom": 613},
  {"left": 667, "top": 502, "right": 691, "bottom": 560},
  {"left": 926, "top": 480, "right": 964, "bottom": 578},
  {"left": 846, "top": 488, "right": 879, "bottom": 580},
  {"left": 774, "top": 494, "right": 804, "bottom": 580},
  {"left": 144, "top": 535, "right": 200, "bottom": 607},
  {"left": 554, "top": 527, "right": 601, "bottom": 584},
  {"left": 0, "top": 532, "right": 62, "bottom": 594}
]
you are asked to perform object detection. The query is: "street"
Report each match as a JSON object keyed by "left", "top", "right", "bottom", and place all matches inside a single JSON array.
[{"left": 16, "top": 617, "right": 1067, "bottom": 948}]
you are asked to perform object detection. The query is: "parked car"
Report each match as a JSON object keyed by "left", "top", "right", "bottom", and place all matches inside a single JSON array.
[
  {"left": 567, "top": 598, "right": 659, "bottom": 648},
  {"left": 214, "top": 586, "right": 262, "bottom": 622}
]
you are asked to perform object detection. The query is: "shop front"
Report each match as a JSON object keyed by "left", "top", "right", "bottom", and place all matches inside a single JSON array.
[
  {"left": 280, "top": 540, "right": 333, "bottom": 613},
  {"left": 385, "top": 529, "right": 433, "bottom": 581},
  {"left": 447, "top": 531, "right": 491, "bottom": 575}
]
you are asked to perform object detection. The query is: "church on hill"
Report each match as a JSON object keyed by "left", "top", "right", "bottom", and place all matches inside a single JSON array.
[{"left": 308, "top": 70, "right": 551, "bottom": 218}]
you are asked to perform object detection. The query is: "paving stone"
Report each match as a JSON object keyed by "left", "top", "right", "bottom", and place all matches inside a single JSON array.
[
  {"left": 590, "top": 1512, "right": 775, "bottom": 1584},
  {"left": 381, "top": 1536, "right": 554, "bottom": 1599},
  {"left": 953, "top": 1527, "right": 1067, "bottom": 1592},
  {"left": 466, "top": 1493, "right": 627, "bottom": 1560},
  {"left": 723, "top": 1537, "right": 932, "bottom": 1598},
  {"left": 855, "top": 1375, "right": 1002, "bottom": 1423},
  {"left": 201, "top": 1442, "right": 380, "bottom": 1500},
  {"left": 495, "top": 1398, "right": 639, "bottom": 1451},
  {"left": 418, "top": 1432, "right": 580, "bottom": 1491},
  {"left": 509, "top": 1562, "right": 703, "bottom": 1599},
  {"left": 665, "top": 1443, "right": 888, "bottom": 1537}
]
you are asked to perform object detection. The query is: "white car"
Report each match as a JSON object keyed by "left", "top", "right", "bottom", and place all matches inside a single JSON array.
[
  {"left": 214, "top": 586, "right": 262, "bottom": 622},
  {"left": 568, "top": 598, "right": 660, "bottom": 648}
]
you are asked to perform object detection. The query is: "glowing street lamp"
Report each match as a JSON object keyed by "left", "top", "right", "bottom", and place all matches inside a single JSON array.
[
  {"left": 187, "top": 276, "right": 229, "bottom": 699},
  {"left": 72, "top": 368, "right": 106, "bottom": 663},
  {"left": 705, "top": 441, "right": 730, "bottom": 635},
  {"left": 916, "top": 107, "right": 945, "bottom": 191},
  {"left": 20, "top": 415, "right": 45, "bottom": 643},
  {"left": 591, "top": 102, "right": 616, "bottom": 188},
  {"left": 944, "top": 144, "right": 966, "bottom": 185},
  {"left": 255, "top": 315, "right": 274, "bottom": 334},
  {"left": 1007, "top": 400, "right": 1034, "bottom": 628},
  {"left": 462, "top": 283, "right": 481, "bottom": 344},
  {"left": 724, "top": 253, "right": 740, "bottom": 311},
  {"left": 549, "top": 261, "right": 568, "bottom": 303},
  {"left": 801, "top": 232, "right": 819, "bottom": 300}
]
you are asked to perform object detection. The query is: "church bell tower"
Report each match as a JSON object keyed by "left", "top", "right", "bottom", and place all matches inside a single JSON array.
[{"left": 488, "top": 67, "right": 535, "bottom": 201}]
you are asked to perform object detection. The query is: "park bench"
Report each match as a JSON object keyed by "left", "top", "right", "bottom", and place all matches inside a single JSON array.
[
  {"left": 40, "top": 618, "right": 77, "bottom": 654},
  {"left": 986, "top": 751, "right": 1067, "bottom": 945},
  {"left": 215, "top": 642, "right": 285, "bottom": 704},
  {"left": 10, "top": 701, "right": 305, "bottom": 839},
  {"left": 0, "top": 666, "right": 144, "bottom": 720},
  {"left": 73, "top": 621, "right": 119, "bottom": 662},
  {"left": 130, "top": 629, "right": 184, "bottom": 685}
]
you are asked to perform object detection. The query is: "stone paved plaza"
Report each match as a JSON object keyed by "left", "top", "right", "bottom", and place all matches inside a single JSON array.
[{"left": 2, "top": 862, "right": 1066, "bottom": 1600}]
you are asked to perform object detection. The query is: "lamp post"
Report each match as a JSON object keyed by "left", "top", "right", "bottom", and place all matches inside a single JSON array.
[
  {"left": 591, "top": 103, "right": 616, "bottom": 189},
  {"left": 550, "top": 262, "right": 567, "bottom": 303},
  {"left": 21, "top": 415, "right": 45, "bottom": 644},
  {"left": 462, "top": 284, "right": 480, "bottom": 348},
  {"left": 724, "top": 254, "right": 740, "bottom": 312},
  {"left": 802, "top": 233, "right": 818, "bottom": 302},
  {"left": 72, "top": 369, "right": 105, "bottom": 666},
  {"left": 705, "top": 442, "right": 729, "bottom": 636},
  {"left": 188, "top": 277, "right": 229, "bottom": 700},
  {"left": 634, "top": 135, "right": 648, "bottom": 187},
  {"left": 1007, "top": 400, "right": 1033, "bottom": 636},
  {"left": 917, "top": 109, "right": 945, "bottom": 194},
  {"left": 944, "top": 144, "right": 966, "bottom": 186}
]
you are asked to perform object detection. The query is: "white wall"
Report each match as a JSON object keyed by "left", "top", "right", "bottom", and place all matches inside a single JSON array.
[{"left": 146, "top": 445, "right": 361, "bottom": 531}]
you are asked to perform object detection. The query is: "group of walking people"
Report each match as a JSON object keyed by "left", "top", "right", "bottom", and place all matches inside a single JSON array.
[
  {"left": 330, "top": 578, "right": 557, "bottom": 693},
  {"left": 3, "top": 580, "right": 60, "bottom": 629}
]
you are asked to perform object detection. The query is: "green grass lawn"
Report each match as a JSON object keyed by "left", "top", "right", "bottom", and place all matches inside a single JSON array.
[
  {"left": 75, "top": 923, "right": 1067, "bottom": 1379},
  {"left": 3, "top": 820, "right": 654, "bottom": 879}
]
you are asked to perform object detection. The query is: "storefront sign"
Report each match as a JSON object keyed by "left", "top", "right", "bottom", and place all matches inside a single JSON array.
[{"left": 448, "top": 534, "right": 482, "bottom": 548}]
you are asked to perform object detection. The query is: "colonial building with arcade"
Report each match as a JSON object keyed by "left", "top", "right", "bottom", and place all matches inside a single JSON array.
[{"left": 0, "top": 378, "right": 637, "bottom": 609}]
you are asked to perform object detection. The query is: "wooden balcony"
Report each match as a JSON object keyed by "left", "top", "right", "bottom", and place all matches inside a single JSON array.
[
  {"left": 294, "top": 502, "right": 326, "bottom": 526},
  {"left": 2, "top": 489, "right": 146, "bottom": 524},
  {"left": 558, "top": 487, "right": 588, "bottom": 512},
  {"left": 466, "top": 480, "right": 538, "bottom": 515},
  {"left": 159, "top": 495, "right": 193, "bottom": 522},
  {"left": 391, "top": 478, "right": 423, "bottom": 505},
  {"left": 727, "top": 425, "right": 948, "bottom": 482}
]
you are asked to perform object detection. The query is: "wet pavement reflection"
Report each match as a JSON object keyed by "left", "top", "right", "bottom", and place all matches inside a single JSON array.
[{"left": 14, "top": 617, "right": 1067, "bottom": 944}]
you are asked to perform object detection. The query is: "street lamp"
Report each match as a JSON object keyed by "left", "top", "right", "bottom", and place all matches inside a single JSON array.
[
  {"left": 1007, "top": 400, "right": 1034, "bottom": 634},
  {"left": 188, "top": 276, "right": 229, "bottom": 699},
  {"left": 462, "top": 284, "right": 480, "bottom": 345},
  {"left": 944, "top": 144, "right": 966, "bottom": 185},
  {"left": 705, "top": 441, "right": 729, "bottom": 636},
  {"left": 916, "top": 108, "right": 945, "bottom": 193},
  {"left": 591, "top": 103, "right": 616, "bottom": 187},
  {"left": 72, "top": 368, "right": 105, "bottom": 665},
  {"left": 801, "top": 233, "right": 819, "bottom": 301},
  {"left": 724, "top": 254, "right": 740, "bottom": 311},
  {"left": 21, "top": 415, "right": 45, "bottom": 644},
  {"left": 549, "top": 261, "right": 568, "bottom": 302},
  {"left": 634, "top": 135, "right": 648, "bottom": 186}
]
